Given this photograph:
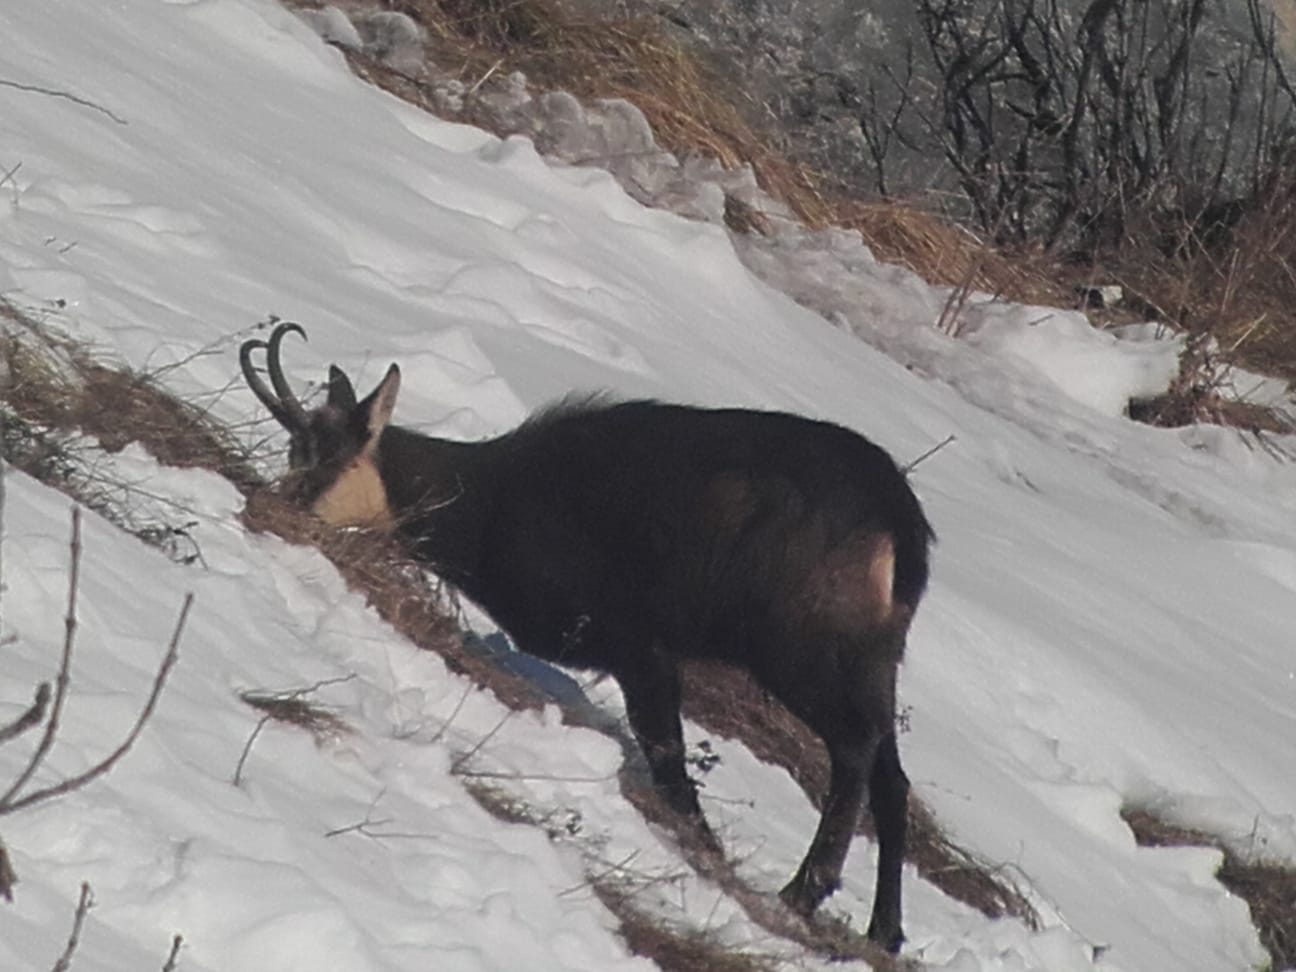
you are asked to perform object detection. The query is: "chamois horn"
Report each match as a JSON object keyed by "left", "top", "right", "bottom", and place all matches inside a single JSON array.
[{"left": 239, "top": 321, "right": 310, "bottom": 432}]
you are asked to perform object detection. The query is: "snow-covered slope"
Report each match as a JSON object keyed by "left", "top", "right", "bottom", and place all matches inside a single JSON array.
[{"left": 2, "top": 1, "right": 1294, "bottom": 970}]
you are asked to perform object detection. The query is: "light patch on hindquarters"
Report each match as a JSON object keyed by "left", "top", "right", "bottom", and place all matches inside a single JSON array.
[
  {"left": 311, "top": 455, "right": 394, "bottom": 530},
  {"left": 807, "top": 532, "right": 896, "bottom": 629}
]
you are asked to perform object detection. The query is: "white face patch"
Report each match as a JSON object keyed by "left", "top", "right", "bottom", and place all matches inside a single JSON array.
[{"left": 311, "top": 455, "right": 394, "bottom": 531}]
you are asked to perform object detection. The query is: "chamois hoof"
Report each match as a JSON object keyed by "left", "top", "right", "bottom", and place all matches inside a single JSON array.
[
  {"left": 865, "top": 919, "right": 905, "bottom": 954},
  {"left": 778, "top": 872, "right": 837, "bottom": 917}
]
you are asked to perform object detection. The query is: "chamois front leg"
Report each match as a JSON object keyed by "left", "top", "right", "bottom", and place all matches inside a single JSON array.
[{"left": 614, "top": 648, "right": 719, "bottom": 850}]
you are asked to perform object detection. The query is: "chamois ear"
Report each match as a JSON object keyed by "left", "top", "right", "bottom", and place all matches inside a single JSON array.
[
  {"left": 356, "top": 364, "right": 401, "bottom": 450},
  {"left": 327, "top": 365, "right": 357, "bottom": 411}
]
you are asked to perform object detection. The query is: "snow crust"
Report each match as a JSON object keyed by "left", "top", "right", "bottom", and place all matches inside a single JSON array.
[{"left": 2, "top": 1, "right": 1295, "bottom": 970}]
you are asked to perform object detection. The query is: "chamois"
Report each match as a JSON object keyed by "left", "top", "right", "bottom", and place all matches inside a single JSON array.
[{"left": 240, "top": 321, "right": 933, "bottom": 951}]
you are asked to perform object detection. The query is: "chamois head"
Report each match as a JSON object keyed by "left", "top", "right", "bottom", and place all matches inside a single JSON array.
[{"left": 240, "top": 321, "right": 401, "bottom": 526}]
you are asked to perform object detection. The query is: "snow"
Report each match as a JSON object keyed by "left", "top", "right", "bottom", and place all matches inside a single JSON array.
[{"left": 2, "top": 1, "right": 1294, "bottom": 970}]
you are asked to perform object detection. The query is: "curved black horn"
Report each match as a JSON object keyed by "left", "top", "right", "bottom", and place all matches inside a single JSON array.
[
  {"left": 239, "top": 337, "right": 286, "bottom": 426},
  {"left": 265, "top": 322, "right": 309, "bottom": 431},
  {"left": 238, "top": 322, "right": 308, "bottom": 432}
]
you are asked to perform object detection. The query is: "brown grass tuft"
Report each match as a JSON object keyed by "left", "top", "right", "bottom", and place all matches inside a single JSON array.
[
  {"left": 294, "top": 0, "right": 832, "bottom": 226},
  {"left": 1, "top": 303, "right": 261, "bottom": 490},
  {"left": 240, "top": 689, "right": 353, "bottom": 740},
  {"left": 1123, "top": 807, "right": 1296, "bottom": 970},
  {"left": 1126, "top": 333, "right": 1295, "bottom": 433},
  {"left": 835, "top": 199, "right": 1073, "bottom": 309},
  {"left": 464, "top": 778, "right": 781, "bottom": 972},
  {"left": 591, "top": 881, "right": 779, "bottom": 972}
]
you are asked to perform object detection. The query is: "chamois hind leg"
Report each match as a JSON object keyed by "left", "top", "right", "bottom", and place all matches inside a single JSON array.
[
  {"left": 864, "top": 729, "right": 909, "bottom": 952},
  {"left": 778, "top": 729, "right": 879, "bottom": 917},
  {"left": 778, "top": 640, "right": 908, "bottom": 951}
]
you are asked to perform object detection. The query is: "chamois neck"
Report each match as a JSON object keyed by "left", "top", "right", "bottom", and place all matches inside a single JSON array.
[{"left": 374, "top": 425, "right": 492, "bottom": 582}]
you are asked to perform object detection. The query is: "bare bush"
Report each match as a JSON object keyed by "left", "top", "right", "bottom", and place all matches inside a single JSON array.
[
  {"left": 0, "top": 507, "right": 191, "bottom": 901},
  {"left": 866, "top": 0, "right": 1296, "bottom": 255}
]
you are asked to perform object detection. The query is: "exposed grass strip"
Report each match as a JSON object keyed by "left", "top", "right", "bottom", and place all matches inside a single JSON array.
[{"left": 1123, "top": 807, "right": 1296, "bottom": 971}]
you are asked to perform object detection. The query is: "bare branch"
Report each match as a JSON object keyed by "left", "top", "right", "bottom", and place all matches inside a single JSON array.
[
  {"left": 0, "top": 507, "right": 84, "bottom": 808},
  {"left": 450, "top": 707, "right": 518, "bottom": 775},
  {"left": 903, "top": 434, "right": 958, "bottom": 474},
  {"left": 0, "top": 78, "right": 127, "bottom": 125},
  {"left": 161, "top": 934, "right": 183, "bottom": 972},
  {"left": 233, "top": 675, "right": 355, "bottom": 786},
  {"left": 0, "top": 683, "right": 50, "bottom": 744},
  {"left": 232, "top": 715, "right": 270, "bottom": 789},
  {"left": 3, "top": 592, "right": 192, "bottom": 815},
  {"left": 50, "top": 881, "right": 93, "bottom": 972},
  {"left": 0, "top": 836, "right": 15, "bottom": 902}
]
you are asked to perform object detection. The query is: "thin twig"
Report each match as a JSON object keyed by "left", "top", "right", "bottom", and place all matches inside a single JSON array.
[
  {"left": 451, "top": 768, "right": 613, "bottom": 784},
  {"left": 0, "top": 78, "right": 127, "bottom": 125},
  {"left": 51, "top": 882, "right": 93, "bottom": 972},
  {"left": 323, "top": 790, "right": 438, "bottom": 842},
  {"left": 466, "top": 58, "right": 504, "bottom": 95},
  {"left": 558, "top": 848, "right": 643, "bottom": 897},
  {"left": 450, "top": 707, "right": 517, "bottom": 775},
  {"left": 160, "top": 934, "right": 183, "bottom": 972},
  {"left": 903, "top": 434, "right": 957, "bottom": 474},
  {"left": 0, "top": 160, "right": 21, "bottom": 200},
  {"left": 425, "top": 682, "right": 475, "bottom": 744},
  {"left": 233, "top": 674, "right": 356, "bottom": 785},
  {"left": 232, "top": 716, "right": 270, "bottom": 788}
]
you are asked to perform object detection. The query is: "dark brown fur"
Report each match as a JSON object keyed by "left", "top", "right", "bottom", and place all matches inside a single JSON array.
[{"left": 241, "top": 323, "right": 934, "bottom": 952}]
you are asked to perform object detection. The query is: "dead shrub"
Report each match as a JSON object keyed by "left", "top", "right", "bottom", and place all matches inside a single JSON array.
[{"left": 1127, "top": 332, "right": 1295, "bottom": 434}]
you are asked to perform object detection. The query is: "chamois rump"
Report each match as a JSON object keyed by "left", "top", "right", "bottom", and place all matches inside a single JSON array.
[{"left": 240, "top": 321, "right": 933, "bottom": 952}]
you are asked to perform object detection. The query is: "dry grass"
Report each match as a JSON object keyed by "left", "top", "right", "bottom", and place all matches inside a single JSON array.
[
  {"left": 1, "top": 300, "right": 261, "bottom": 491},
  {"left": 591, "top": 882, "right": 780, "bottom": 972},
  {"left": 1123, "top": 807, "right": 1296, "bottom": 971},
  {"left": 431, "top": 0, "right": 832, "bottom": 223},
  {"left": 1126, "top": 333, "right": 1295, "bottom": 434},
  {"left": 1107, "top": 174, "right": 1296, "bottom": 385},
  {"left": 239, "top": 689, "right": 353, "bottom": 740},
  {"left": 465, "top": 779, "right": 782, "bottom": 972},
  {"left": 285, "top": 0, "right": 1081, "bottom": 312},
  {"left": 835, "top": 198, "right": 1074, "bottom": 308},
  {"left": 293, "top": 0, "right": 831, "bottom": 223}
]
